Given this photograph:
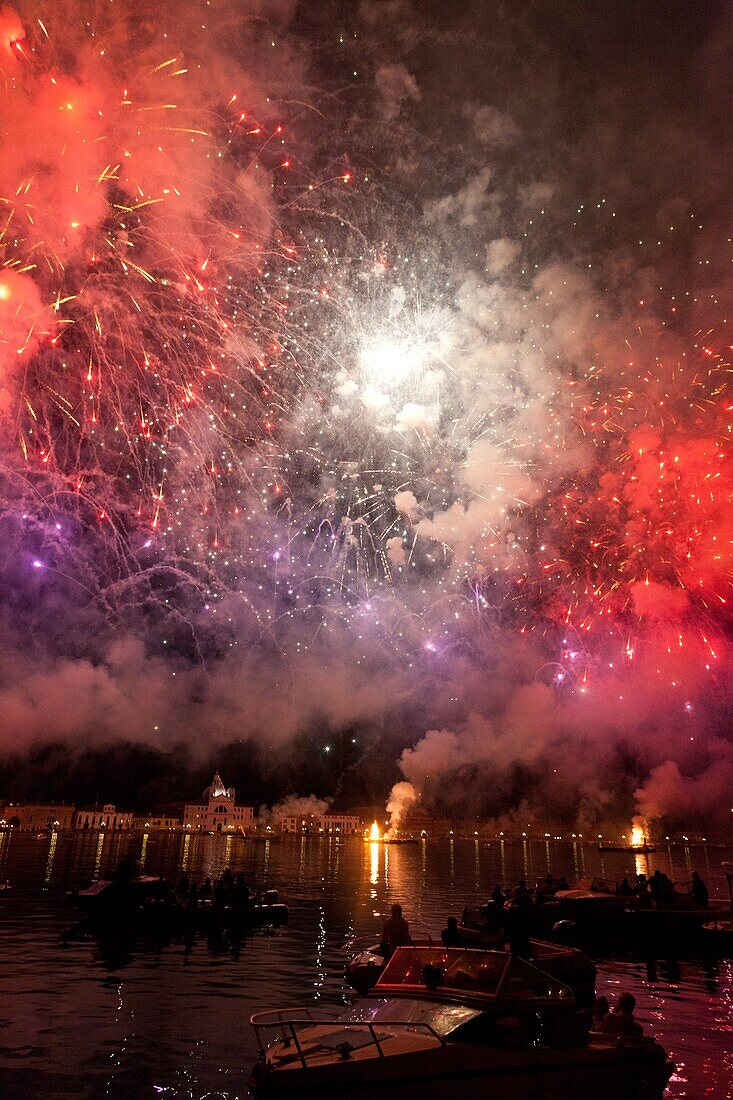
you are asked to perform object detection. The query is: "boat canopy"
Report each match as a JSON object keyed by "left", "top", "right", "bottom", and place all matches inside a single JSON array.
[
  {"left": 374, "top": 947, "right": 573, "bottom": 1007},
  {"left": 343, "top": 997, "right": 482, "bottom": 1038}
]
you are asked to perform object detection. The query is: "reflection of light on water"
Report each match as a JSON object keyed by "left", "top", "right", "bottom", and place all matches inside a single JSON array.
[
  {"left": 140, "top": 833, "right": 148, "bottom": 866},
  {"left": 93, "top": 833, "right": 104, "bottom": 878},
  {"left": 474, "top": 838, "right": 480, "bottom": 887},
  {"left": 521, "top": 838, "right": 529, "bottom": 878},
  {"left": 224, "top": 835, "right": 232, "bottom": 867},
  {"left": 499, "top": 837, "right": 505, "bottom": 883},
  {"left": 181, "top": 833, "right": 190, "bottom": 871},
  {"left": 635, "top": 852, "right": 650, "bottom": 878},
  {"left": 314, "top": 905, "right": 326, "bottom": 999},
  {"left": 263, "top": 838, "right": 270, "bottom": 878},
  {"left": 44, "top": 831, "right": 58, "bottom": 882},
  {"left": 370, "top": 840, "right": 379, "bottom": 887}
]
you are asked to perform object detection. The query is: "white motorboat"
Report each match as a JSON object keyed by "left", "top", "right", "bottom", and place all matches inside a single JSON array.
[{"left": 250, "top": 945, "right": 673, "bottom": 1098}]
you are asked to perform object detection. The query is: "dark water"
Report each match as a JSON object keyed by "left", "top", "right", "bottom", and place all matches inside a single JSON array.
[{"left": 0, "top": 828, "right": 731, "bottom": 1099}]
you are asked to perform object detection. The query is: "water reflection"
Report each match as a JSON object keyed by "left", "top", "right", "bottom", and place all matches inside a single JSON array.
[
  {"left": 44, "top": 830, "right": 58, "bottom": 882},
  {"left": 369, "top": 840, "right": 379, "bottom": 888},
  {"left": 634, "top": 850, "right": 651, "bottom": 880},
  {"left": 93, "top": 832, "right": 104, "bottom": 877}
]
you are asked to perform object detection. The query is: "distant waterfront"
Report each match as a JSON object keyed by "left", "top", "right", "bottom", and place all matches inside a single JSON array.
[{"left": 1, "top": 822, "right": 730, "bottom": 891}]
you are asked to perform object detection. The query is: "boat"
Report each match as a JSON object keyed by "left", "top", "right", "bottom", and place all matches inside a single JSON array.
[
  {"left": 555, "top": 877, "right": 728, "bottom": 952},
  {"left": 193, "top": 891, "right": 289, "bottom": 930},
  {"left": 346, "top": 937, "right": 597, "bottom": 1008},
  {"left": 701, "top": 917, "right": 733, "bottom": 956},
  {"left": 251, "top": 946, "right": 673, "bottom": 1097},
  {"left": 598, "top": 844, "right": 656, "bottom": 854},
  {"left": 701, "top": 862, "right": 733, "bottom": 955},
  {"left": 68, "top": 875, "right": 168, "bottom": 917},
  {"left": 69, "top": 877, "right": 289, "bottom": 929},
  {"left": 555, "top": 877, "right": 632, "bottom": 915}
]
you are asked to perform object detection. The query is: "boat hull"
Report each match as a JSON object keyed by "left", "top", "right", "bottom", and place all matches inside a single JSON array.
[
  {"left": 251, "top": 1037, "right": 672, "bottom": 1098},
  {"left": 69, "top": 877, "right": 167, "bottom": 917}
]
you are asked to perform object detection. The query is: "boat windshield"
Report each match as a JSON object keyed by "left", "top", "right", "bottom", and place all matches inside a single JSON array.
[
  {"left": 343, "top": 997, "right": 482, "bottom": 1038},
  {"left": 590, "top": 877, "right": 619, "bottom": 894},
  {"left": 376, "top": 948, "right": 572, "bottom": 1006}
]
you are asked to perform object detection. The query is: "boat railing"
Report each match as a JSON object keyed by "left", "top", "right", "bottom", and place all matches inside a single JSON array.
[
  {"left": 343, "top": 928, "right": 436, "bottom": 952},
  {"left": 250, "top": 1008, "right": 446, "bottom": 1066}
]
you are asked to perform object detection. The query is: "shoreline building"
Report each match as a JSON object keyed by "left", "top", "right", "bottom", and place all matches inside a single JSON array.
[
  {"left": 74, "top": 803, "right": 134, "bottom": 830},
  {"left": 163, "top": 773, "right": 254, "bottom": 834},
  {"left": 131, "top": 813, "right": 180, "bottom": 831},
  {"left": 0, "top": 803, "right": 75, "bottom": 830},
  {"left": 280, "top": 811, "right": 362, "bottom": 835}
]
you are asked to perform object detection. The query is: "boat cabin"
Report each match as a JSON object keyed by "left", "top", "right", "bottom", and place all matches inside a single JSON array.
[{"left": 372, "top": 946, "right": 573, "bottom": 1010}]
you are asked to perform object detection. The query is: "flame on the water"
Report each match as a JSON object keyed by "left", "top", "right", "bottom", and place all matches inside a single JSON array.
[
  {"left": 370, "top": 820, "right": 381, "bottom": 841},
  {"left": 630, "top": 824, "right": 646, "bottom": 847}
]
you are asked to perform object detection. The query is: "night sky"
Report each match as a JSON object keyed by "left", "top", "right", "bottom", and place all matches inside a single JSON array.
[{"left": 0, "top": 0, "right": 730, "bottom": 830}]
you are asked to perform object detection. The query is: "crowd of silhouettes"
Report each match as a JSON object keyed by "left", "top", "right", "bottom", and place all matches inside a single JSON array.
[{"left": 174, "top": 867, "right": 253, "bottom": 909}]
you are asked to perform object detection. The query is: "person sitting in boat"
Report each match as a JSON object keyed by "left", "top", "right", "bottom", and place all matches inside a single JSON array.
[
  {"left": 233, "top": 873, "right": 251, "bottom": 908},
  {"left": 637, "top": 879, "right": 652, "bottom": 908},
  {"left": 177, "top": 872, "right": 190, "bottom": 899},
  {"left": 441, "top": 916, "right": 461, "bottom": 946},
  {"left": 380, "top": 903, "right": 411, "bottom": 959},
  {"left": 199, "top": 877, "right": 213, "bottom": 900},
  {"left": 512, "top": 880, "right": 533, "bottom": 907},
  {"left": 691, "top": 871, "right": 709, "bottom": 907},
  {"left": 592, "top": 995, "right": 609, "bottom": 1029},
  {"left": 557, "top": 875, "right": 570, "bottom": 890},
  {"left": 599, "top": 991, "right": 643, "bottom": 1038},
  {"left": 650, "top": 869, "right": 675, "bottom": 906},
  {"left": 618, "top": 877, "right": 634, "bottom": 896},
  {"left": 538, "top": 874, "right": 556, "bottom": 898},
  {"left": 113, "top": 854, "right": 138, "bottom": 882},
  {"left": 476, "top": 887, "right": 506, "bottom": 933},
  {"left": 212, "top": 867, "right": 236, "bottom": 908}
]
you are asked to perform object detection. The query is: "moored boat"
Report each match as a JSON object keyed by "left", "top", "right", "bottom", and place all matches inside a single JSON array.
[
  {"left": 251, "top": 945, "right": 673, "bottom": 1098},
  {"left": 597, "top": 843, "right": 656, "bottom": 854},
  {"left": 68, "top": 875, "right": 167, "bottom": 917},
  {"left": 346, "top": 937, "right": 597, "bottom": 1009},
  {"left": 69, "top": 877, "right": 289, "bottom": 929},
  {"left": 701, "top": 918, "right": 733, "bottom": 956}
]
